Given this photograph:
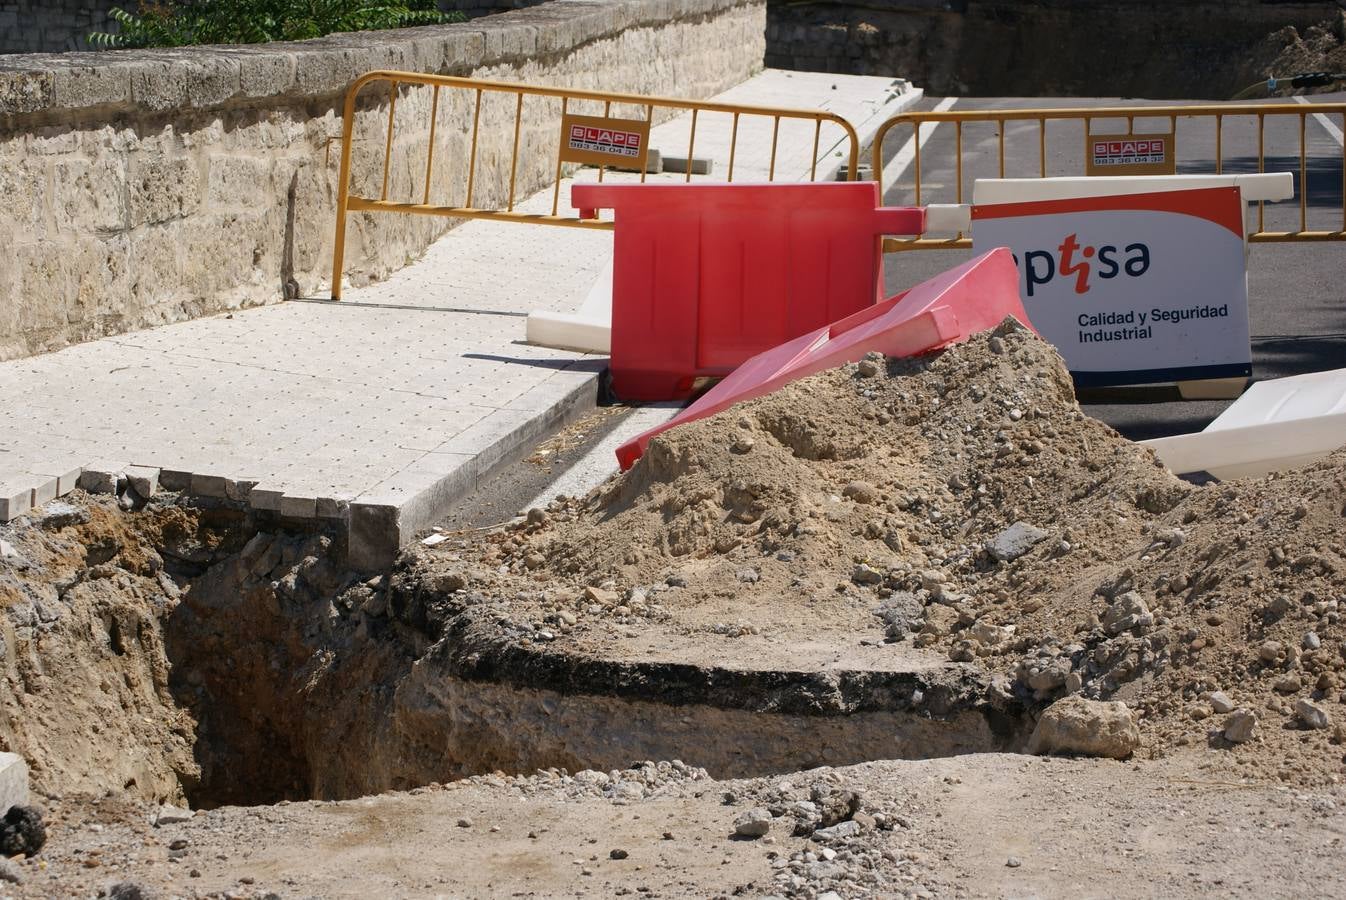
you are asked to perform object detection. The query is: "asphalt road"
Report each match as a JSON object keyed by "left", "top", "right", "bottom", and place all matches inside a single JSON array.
[{"left": 877, "top": 93, "right": 1346, "bottom": 440}]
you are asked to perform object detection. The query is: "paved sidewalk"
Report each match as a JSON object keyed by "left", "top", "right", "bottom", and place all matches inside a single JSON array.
[{"left": 0, "top": 69, "right": 916, "bottom": 567}]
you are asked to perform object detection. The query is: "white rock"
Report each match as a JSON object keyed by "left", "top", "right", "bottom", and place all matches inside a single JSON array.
[
  {"left": 153, "top": 804, "right": 193, "bottom": 826},
  {"left": 1208, "top": 691, "right": 1235, "bottom": 714},
  {"left": 811, "top": 820, "right": 861, "bottom": 841},
  {"left": 970, "top": 621, "right": 1014, "bottom": 646},
  {"left": 1026, "top": 696, "right": 1140, "bottom": 759},
  {"left": 1295, "top": 698, "right": 1331, "bottom": 730},
  {"left": 985, "top": 522, "right": 1048, "bottom": 562},
  {"left": 734, "top": 808, "right": 773, "bottom": 838},
  {"left": 1102, "top": 591, "right": 1153, "bottom": 635},
  {"left": 1223, "top": 708, "right": 1258, "bottom": 743}
]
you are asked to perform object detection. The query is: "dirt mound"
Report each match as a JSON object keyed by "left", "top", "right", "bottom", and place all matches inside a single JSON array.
[
  {"left": 432, "top": 320, "right": 1346, "bottom": 784},
  {"left": 1250, "top": 12, "right": 1346, "bottom": 94}
]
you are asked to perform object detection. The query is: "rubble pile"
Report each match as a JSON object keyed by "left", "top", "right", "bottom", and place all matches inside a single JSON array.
[{"left": 431, "top": 319, "right": 1346, "bottom": 782}]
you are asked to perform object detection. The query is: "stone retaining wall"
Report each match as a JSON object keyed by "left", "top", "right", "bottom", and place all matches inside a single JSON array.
[
  {"left": 0, "top": 0, "right": 765, "bottom": 360},
  {"left": 0, "top": 0, "right": 119, "bottom": 54},
  {"left": 765, "top": 0, "right": 1337, "bottom": 98},
  {"left": 440, "top": 0, "right": 550, "bottom": 18}
]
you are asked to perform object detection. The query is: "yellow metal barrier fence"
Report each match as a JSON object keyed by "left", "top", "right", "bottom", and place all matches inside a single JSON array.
[
  {"left": 331, "top": 70, "right": 862, "bottom": 299},
  {"left": 870, "top": 102, "right": 1346, "bottom": 251}
]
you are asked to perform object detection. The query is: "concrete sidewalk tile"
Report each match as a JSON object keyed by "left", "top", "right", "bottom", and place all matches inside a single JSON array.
[
  {"left": 54, "top": 465, "right": 84, "bottom": 496},
  {"left": 0, "top": 480, "right": 32, "bottom": 522},
  {"left": 158, "top": 469, "right": 193, "bottom": 492},
  {"left": 278, "top": 495, "right": 318, "bottom": 520},
  {"left": 77, "top": 461, "right": 128, "bottom": 495},
  {"left": 249, "top": 486, "right": 285, "bottom": 512},
  {"left": 190, "top": 473, "right": 231, "bottom": 498},
  {"left": 226, "top": 477, "right": 261, "bottom": 503},
  {"left": 124, "top": 465, "right": 159, "bottom": 498},
  {"left": 27, "top": 475, "right": 58, "bottom": 508},
  {"left": 316, "top": 497, "right": 350, "bottom": 520},
  {"left": 0, "top": 69, "right": 905, "bottom": 564}
]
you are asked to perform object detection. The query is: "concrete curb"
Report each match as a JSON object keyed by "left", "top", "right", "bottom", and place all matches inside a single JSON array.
[{"left": 347, "top": 360, "right": 604, "bottom": 569}]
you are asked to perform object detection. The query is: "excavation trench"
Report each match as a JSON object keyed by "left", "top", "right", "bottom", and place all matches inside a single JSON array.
[
  {"left": 162, "top": 508, "right": 1030, "bottom": 809},
  {"left": 0, "top": 491, "right": 1030, "bottom": 811}
]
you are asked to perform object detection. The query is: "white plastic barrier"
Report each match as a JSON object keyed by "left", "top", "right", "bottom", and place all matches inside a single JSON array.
[
  {"left": 524, "top": 257, "right": 613, "bottom": 354},
  {"left": 1141, "top": 367, "right": 1346, "bottom": 479},
  {"left": 528, "top": 174, "right": 1298, "bottom": 356},
  {"left": 920, "top": 173, "right": 1295, "bottom": 237}
]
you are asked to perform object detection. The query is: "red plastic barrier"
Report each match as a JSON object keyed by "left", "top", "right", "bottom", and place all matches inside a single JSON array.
[
  {"left": 573, "top": 182, "right": 925, "bottom": 402},
  {"left": 615, "top": 248, "right": 1032, "bottom": 470}
]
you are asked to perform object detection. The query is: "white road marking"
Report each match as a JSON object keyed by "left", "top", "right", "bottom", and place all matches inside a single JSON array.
[{"left": 1293, "top": 95, "right": 1345, "bottom": 147}]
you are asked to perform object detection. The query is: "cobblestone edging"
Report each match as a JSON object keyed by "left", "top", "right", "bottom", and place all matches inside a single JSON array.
[{"left": 0, "top": 0, "right": 766, "bottom": 361}]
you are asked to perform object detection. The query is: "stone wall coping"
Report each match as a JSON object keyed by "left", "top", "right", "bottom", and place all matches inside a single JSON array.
[{"left": 0, "top": 0, "right": 751, "bottom": 121}]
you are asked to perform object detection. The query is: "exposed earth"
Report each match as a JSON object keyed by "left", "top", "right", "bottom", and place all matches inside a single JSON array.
[
  {"left": 10, "top": 753, "right": 1346, "bottom": 899},
  {"left": 1, "top": 323, "right": 1344, "bottom": 897},
  {"left": 1253, "top": 11, "right": 1346, "bottom": 94}
]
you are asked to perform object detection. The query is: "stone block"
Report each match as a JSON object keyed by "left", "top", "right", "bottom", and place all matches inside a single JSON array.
[
  {"left": 129, "top": 59, "right": 190, "bottom": 112},
  {"left": 225, "top": 478, "right": 259, "bottom": 503},
  {"left": 0, "top": 164, "right": 49, "bottom": 233},
  {"left": 205, "top": 157, "right": 276, "bottom": 207},
  {"left": 237, "top": 49, "right": 297, "bottom": 99},
  {"left": 480, "top": 22, "right": 540, "bottom": 60},
  {"left": 28, "top": 474, "right": 57, "bottom": 508},
  {"left": 126, "top": 156, "right": 201, "bottom": 228},
  {"left": 0, "top": 753, "right": 28, "bottom": 814},
  {"left": 157, "top": 469, "right": 192, "bottom": 492},
  {"left": 660, "top": 154, "right": 714, "bottom": 175},
  {"left": 433, "top": 27, "right": 486, "bottom": 74},
  {"left": 279, "top": 495, "right": 317, "bottom": 519},
  {"left": 348, "top": 500, "right": 400, "bottom": 571},
  {"left": 316, "top": 497, "right": 349, "bottom": 520},
  {"left": 0, "top": 70, "right": 53, "bottom": 116},
  {"left": 184, "top": 58, "right": 242, "bottom": 108},
  {"left": 0, "top": 481, "right": 32, "bottom": 522},
  {"left": 124, "top": 465, "right": 159, "bottom": 498},
  {"left": 250, "top": 486, "right": 284, "bottom": 512},
  {"left": 78, "top": 462, "right": 126, "bottom": 494},
  {"left": 53, "top": 158, "right": 127, "bottom": 233},
  {"left": 54, "top": 466, "right": 83, "bottom": 496},
  {"left": 189, "top": 473, "right": 230, "bottom": 498},
  {"left": 51, "top": 63, "right": 133, "bottom": 109}
]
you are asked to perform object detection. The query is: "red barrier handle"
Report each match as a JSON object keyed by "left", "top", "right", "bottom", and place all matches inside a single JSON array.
[
  {"left": 873, "top": 206, "right": 926, "bottom": 236},
  {"left": 571, "top": 183, "right": 624, "bottom": 212}
]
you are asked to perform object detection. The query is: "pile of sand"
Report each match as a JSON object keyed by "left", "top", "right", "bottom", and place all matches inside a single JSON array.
[{"left": 430, "top": 320, "right": 1346, "bottom": 783}]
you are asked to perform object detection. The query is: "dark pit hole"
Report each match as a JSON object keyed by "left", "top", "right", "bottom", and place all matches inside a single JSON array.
[{"left": 162, "top": 532, "right": 1028, "bottom": 809}]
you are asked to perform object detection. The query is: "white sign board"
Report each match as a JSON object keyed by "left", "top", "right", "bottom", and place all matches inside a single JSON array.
[{"left": 972, "top": 187, "right": 1251, "bottom": 387}]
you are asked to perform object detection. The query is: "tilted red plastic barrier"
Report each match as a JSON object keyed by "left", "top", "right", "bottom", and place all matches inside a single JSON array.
[
  {"left": 615, "top": 248, "right": 1033, "bottom": 470},
  {"left": 572, "top": 182, "right": 925, "bottom": 402}
]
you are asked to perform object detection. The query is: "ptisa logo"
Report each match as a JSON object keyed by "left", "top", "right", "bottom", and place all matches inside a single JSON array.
[{"left": 1013, "top": 234, "right": 1152, "bottom": 297}]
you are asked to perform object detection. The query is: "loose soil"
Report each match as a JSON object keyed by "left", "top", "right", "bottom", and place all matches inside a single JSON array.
[
  {"left": 12, "top": 754, "right": 1345, "bottom": 898},
  {"left": 2, "top": 320, "right": 1345, "bottom": 897},
  {"left": 425, "top": 320, "right": 1346, "bottom": 786}
]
